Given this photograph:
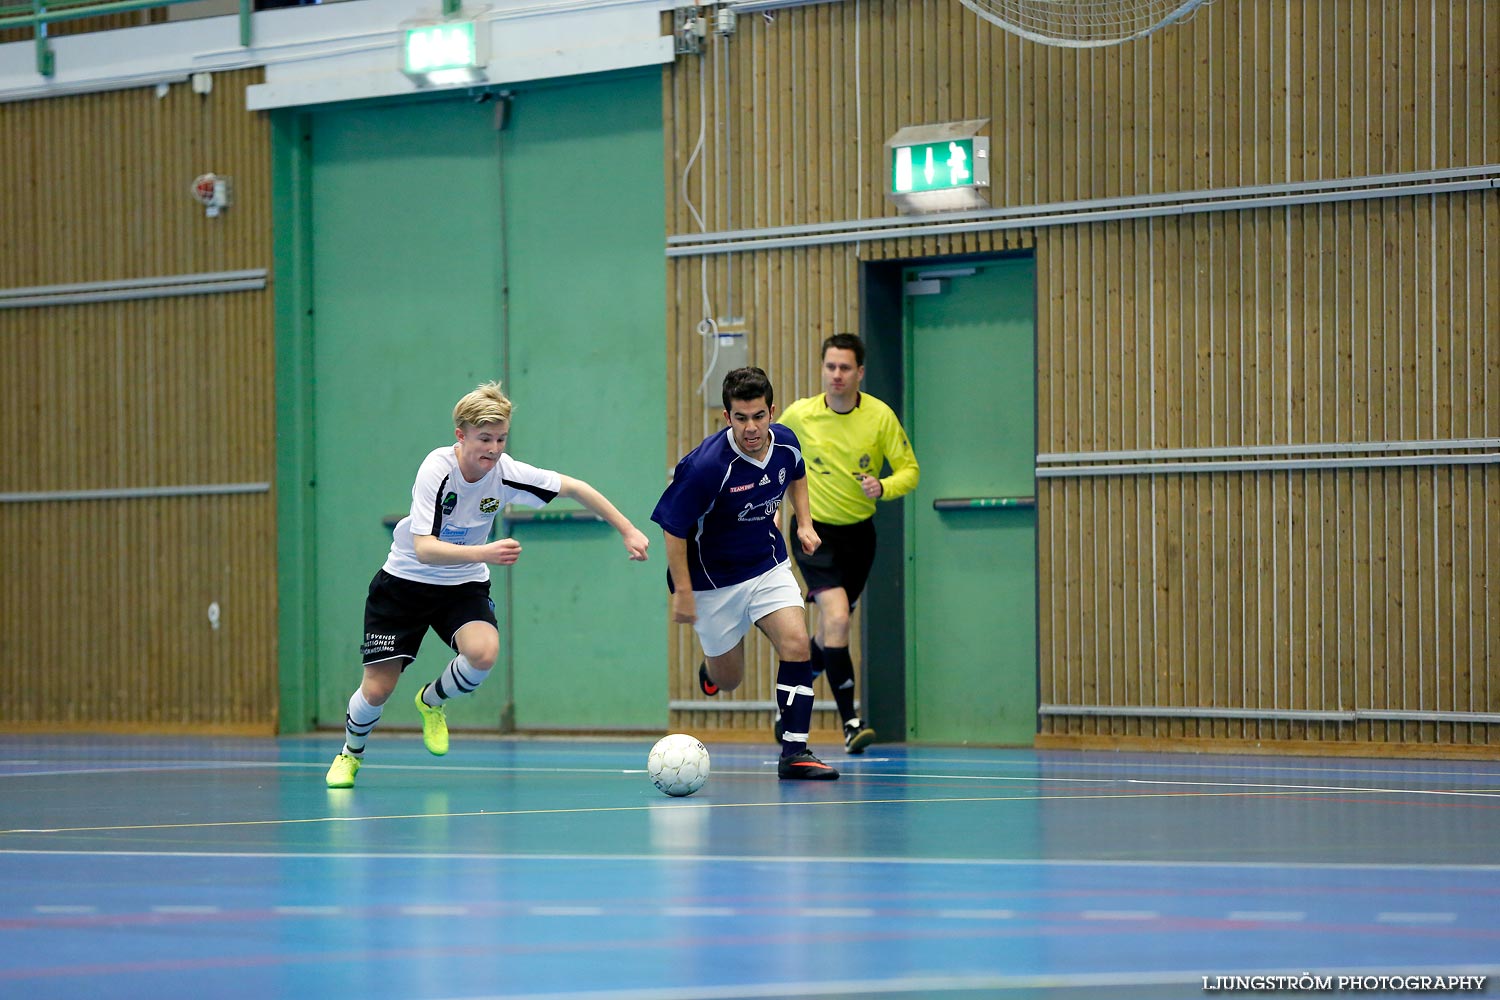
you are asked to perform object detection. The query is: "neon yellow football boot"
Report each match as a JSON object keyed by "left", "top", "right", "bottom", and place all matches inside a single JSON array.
[
  {"left": 414, "top": 685, "right": 449, "bottom": 756},
  {"left": 325, "top": 752, "right": 361, "bottom": 788}
]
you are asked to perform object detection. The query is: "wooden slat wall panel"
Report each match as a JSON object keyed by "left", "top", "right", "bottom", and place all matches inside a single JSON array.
[
  {"left": 0, "top": 73, "right": 269, "bottom": 286},
  {"left": 0, "top": 68, "right": 277, "bottom": 733},
  {"left": 1036, "top": 195, "right": 1497, "bottom": 749},
  {"left": 661, "top": 0, "right": 1498, "bottom": 747}
]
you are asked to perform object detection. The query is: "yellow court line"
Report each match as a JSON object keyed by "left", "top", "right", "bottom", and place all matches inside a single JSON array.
[{"left": 0, "top": 787, "right": 1354, "bottom": 836}]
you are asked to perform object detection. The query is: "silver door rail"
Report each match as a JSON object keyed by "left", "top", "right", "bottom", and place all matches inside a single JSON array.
[
  {"left": 1038, "top": 436, "right": 1500, "bottom": 464},
  {"left": 1040, "top": 703, "right": 1500, "bottom": 725},
  {"left": 0, "top": 483, "right": 271, "bottom": 503},
  {"left": 1036, "top": 451, "right": 1499, "bottom": 478},
  {"left": 0, "top": 269, "right": 268, "bottom": 309}
]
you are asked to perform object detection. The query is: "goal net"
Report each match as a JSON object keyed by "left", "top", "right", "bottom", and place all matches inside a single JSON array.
[{"left": 958, "top": 0, "right": 1212, "bottom": 47}]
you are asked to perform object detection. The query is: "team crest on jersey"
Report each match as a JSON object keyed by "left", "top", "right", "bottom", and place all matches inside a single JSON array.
[
  {"left": 479, "top": 497, "right": 500, "bottom": 513},
  {"left": 858, "top": 454, "right": 871, "bottom": 469},
  {"left": 441, "top": 492, "right": 458, "bottom": 515},
  {"left": 778, "top": 468, "right": 786, "bottom": 484}
]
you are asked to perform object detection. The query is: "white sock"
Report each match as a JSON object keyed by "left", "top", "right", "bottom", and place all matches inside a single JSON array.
[
  {"left": 343, "top": 688, "right": 382, "bottom": 756},
  {"left": 424, "top": 655, "right": 490, "bottom": 706}
]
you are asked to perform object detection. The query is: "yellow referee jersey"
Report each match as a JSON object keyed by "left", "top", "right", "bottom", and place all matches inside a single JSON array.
[{"left": 779, "top": 392, "right": 919, "bottom": 525}]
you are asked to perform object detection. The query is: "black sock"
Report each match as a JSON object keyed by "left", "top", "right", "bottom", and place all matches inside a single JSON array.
[
  {"left": 808, "top": 639, "right": 825, "bottom": 677},
  {"left": 823, "top": 646, "right": 857, "bottom": 724},
  {"left": 775, "top": 658, "right": 814, "bottom": 757}
]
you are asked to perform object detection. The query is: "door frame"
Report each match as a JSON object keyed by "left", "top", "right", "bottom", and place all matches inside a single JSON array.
[
  {"left": 858, "top": 249, "right": 1039, "bottom": 745},
  {"left": 272, "top": 108, "right": 317, "bottom": 734},
  {"left": 271, "top": 73, "right": 667, "bottom": 736}
]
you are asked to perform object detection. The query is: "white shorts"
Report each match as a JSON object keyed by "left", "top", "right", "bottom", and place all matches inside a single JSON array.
[{"left": 693, "top": 561, "right": 805, "bottom": 657}]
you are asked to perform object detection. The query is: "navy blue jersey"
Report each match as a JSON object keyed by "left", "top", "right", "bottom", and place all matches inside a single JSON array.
[{"left": 651, "top": 424, "right": 805, "bottom": 592}]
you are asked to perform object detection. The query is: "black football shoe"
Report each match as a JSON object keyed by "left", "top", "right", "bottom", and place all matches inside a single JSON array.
[{"left": 777, "top": 750, "right": 840, "bottom": 780}]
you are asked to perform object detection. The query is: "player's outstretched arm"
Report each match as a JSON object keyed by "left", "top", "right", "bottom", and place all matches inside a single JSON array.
[
  {"left": 412, "top": 532, "right": 523, "bottom": 566},
  {"left": 788, "top": 475, "right": 820, "bottom": 555},
  {"left": 662, "top": 533, "right": 696, "bottom": 624},
  {"left": 558, "top": 474, "right": 650, "bottom": 561}
]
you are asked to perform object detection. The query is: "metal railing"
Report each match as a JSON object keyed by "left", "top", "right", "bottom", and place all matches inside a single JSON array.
[{"left": 0, "top": 0, "right": 254, "bottom": 76}]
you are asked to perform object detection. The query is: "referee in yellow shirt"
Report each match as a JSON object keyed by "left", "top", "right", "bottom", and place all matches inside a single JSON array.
[{"left": 779, "top": 333, "right": 919, "bottom": 753}]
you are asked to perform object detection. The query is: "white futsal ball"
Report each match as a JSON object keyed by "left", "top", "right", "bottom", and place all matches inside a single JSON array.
[{"left": 647, "top": 733, "right": 710, "bottom": 797}]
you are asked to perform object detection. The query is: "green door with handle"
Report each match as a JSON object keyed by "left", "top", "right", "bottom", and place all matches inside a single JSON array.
[
  {"left": 295, "top": 72, "right": 665, "bottom": 738},
  {"left": 905, "top": 257, "right": 1037, "bottom": 744},
  {"left": 306, "top": 98, "right": 512, "bottom": 733}
]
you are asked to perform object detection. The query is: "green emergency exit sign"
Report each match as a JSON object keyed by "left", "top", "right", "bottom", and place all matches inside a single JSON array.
[
  {"left": 402, "top": 21, "right": 479, "bottom": 75},
  {"left": 891, "top": 138, "right": 984, "bottom": 194}
]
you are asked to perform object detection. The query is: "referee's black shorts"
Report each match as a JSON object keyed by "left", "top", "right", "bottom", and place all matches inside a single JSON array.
[{"left": 790, "top": 516, "right": 877, "bottom": 607}]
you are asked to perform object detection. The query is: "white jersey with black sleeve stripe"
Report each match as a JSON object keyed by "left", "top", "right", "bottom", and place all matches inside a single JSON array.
[{"left": 381, "top": 446, "right": 561, "bottom": 586}]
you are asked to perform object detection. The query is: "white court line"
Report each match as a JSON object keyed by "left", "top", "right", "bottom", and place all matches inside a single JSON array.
[
  {"left": 7, "top": 738, "right": 1500, "bottom": 782},
  {"left": 0, "top": 762, "right": 651, "bottom": 779},
  {"left": 33, "top": 905, "right": 97, "bottom": 914},
  {"left": 6, "top": 847, "right": 1500, "bottom": 874},
  {"left": 6, "top": 758, "right": 1500, "bottom": 803},
  {"left": 1116, "top": 776, "right": 1500, "bottom": 800},
  {"left": 530, "top": 906, "right": 605, "bottom": 917},
  {"left": 0, "top": 763, "right": 288, "bottom": 778},
  {"left": 662, "top": 906, "right": 736, "bottom": 917},
  {"left": 891, "top": 755, "right": 1500, "bottom": 782},
  {"left": 401, "top": 905, "right": 470, "bottom": 916},
  {"left": 0, "top": 784, "right": 1480, "bottom": 837},
  {"left": 150, "top": 905, "right": 220, "bottom": 914},
  {"left": 818, "top": 771, "right": 1500, "bottom": 800},
  {"left": 272, "top": 905, "right": 343, "bottom": 915},
  {"left": 430, "top": 964, "right": 1500, "bottom": 1000},
  {"left": 1377, "top": 911, "right": 1458, "bottom": 924},
  {"left": 9, "top": 759, "right": 1500, "bottom": 804},
  {"left": 5, "top": 902, "right": 1483, "bottom": 931},
  {"left": 438, "top": 973, "right": 1210, "bottom": 1000},
  {"left": 1, "top": 760, "right": 894, "bottom": 780}
]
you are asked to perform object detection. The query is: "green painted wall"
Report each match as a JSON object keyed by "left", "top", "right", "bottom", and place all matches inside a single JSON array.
[{"left": 275, "top": 70, "right": 666, "bottom": 736}]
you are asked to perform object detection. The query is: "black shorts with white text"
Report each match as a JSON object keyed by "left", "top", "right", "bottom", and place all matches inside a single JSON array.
[{"left": 359, "top": 569, "right": 497, "bottom": 666}]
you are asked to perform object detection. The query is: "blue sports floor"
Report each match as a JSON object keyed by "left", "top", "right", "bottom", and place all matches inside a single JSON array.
[{"left": 2, "top": 733, "right": 1499, "bottom": 999}]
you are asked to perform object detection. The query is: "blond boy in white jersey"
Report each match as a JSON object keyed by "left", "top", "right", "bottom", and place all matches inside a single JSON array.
[{"left": 325, "top": 381, "right": 649, "bottom": 788}]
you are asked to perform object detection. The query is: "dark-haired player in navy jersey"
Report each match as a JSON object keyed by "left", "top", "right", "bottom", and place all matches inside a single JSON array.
[{"left": 651, "top": 367, "right": 839, "bottom": 779}]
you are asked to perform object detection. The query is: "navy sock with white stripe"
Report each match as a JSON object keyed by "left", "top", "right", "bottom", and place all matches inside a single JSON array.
[
  {"left": 775, "top": 658, "right": 815, "bottom": 757},
  {"left": 423, "top": 655, "right": 490, "bottom": 706}
]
